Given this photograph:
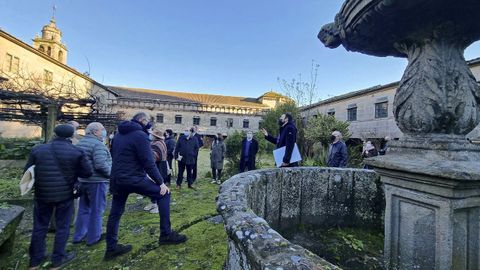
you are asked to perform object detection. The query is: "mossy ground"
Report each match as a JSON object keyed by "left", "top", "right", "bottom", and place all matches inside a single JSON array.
[{"left": 1, "top": 149, "right": 229, "bottom": 270}]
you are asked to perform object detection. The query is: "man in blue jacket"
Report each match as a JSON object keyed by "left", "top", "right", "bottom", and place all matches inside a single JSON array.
[
  {"left": 104, "top": 112, "right": 187, "bottom": 261},
  {"left": 327, "top": 130, "right": 348, "bottom": 167},
  {"left": 26, "top": 124, "right": 93, "bottom": 270},
  {"left": 261, "top": 112, "right": 298, "bottom": 167}
]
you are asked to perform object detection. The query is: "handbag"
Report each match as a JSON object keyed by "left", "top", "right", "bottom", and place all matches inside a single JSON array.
[
  {"left": 50, "top": 144, "right": 82, "bottom": 199},
  {"left": 19, "top": 165, "right": 35, "bottom": 196}
]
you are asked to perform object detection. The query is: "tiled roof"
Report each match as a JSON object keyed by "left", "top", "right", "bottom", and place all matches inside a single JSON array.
[{"left": 107, "top": 86, "right": 271, "bottom": 109}]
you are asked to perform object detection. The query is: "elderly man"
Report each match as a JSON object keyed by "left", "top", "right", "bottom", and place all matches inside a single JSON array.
[
  {"left": 73, "top": 122, "right": 111, "bottom": 246},
  {"left": 26, "top": 124, "right": 92, "bottom": 270},
  {"left": 105, "top": 112, "right": 187, "bottom": 261},
  {"left": 239, "top": 131, "right": 259, "bottom": 172},
  {"left": 327, "top": 130, "right": 348, "bottom": 167}
]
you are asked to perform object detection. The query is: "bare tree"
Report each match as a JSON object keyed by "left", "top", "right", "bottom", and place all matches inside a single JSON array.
[{"left": 277, "top": 60, "right": 320, "bottom": 106}]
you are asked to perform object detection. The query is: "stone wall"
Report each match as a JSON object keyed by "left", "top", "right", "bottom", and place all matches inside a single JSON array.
[{"left": 217, "top": 167, "right": 382, "bottom": 270}]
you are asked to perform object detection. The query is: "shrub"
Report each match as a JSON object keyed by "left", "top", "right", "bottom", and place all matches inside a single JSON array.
[{"left": 0, "top": 138, "right": 42, "bottom": 160}]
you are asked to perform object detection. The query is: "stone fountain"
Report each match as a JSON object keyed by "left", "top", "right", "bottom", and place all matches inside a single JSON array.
[{"left": 320, "top": 0, "right": 480, "bottom": 269}]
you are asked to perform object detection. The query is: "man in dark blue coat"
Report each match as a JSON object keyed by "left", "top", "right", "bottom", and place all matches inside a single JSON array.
[
  {"left": 191, "top": 125, "right": 203, "bottom": 181},
  {"left": 174, "top": 128, "right": 199, "bottom": 189},
  {"left": 327, "top": 130, "right": 348, "bottom": 167},
  {"left": 104, "top": 112, "right": 187, "bottom": 261},
  {"left": 239, "top": 131, "right": 259, "bottom": 172},
  {"left": 261, "top": 112, "right": 298, "bottom": 167},
  {"left": 164, "top": 129, "right": 176, "bottom": 185},
  {"left": 26, "top": 124, "right": 93, "bottom": 269}
]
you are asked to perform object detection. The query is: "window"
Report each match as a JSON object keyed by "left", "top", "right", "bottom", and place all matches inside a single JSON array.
[
  {"left": 227, "top": 118, "right": 233, "bottom": 128},
  {"left": 375, "top": 102, "right": 388, "bottom": 118},
  {"left": 347, "top": 104, "right": 357, "bottom": 121},
  {"left": 47, "top": 46, "right": 52, "bottom": 56},
  {"left": 4, "top": 54, "right": 19, "bottom": 73},
  {"left": 44, "top": 69, "right": 53, "bottom": 86},
  {"left": 39, "top": 45, "right": 45, "bottom": 53},
  {"left": 193, "top": 116, "right": 200, "bottom": 125},
  {"left": 327, "top": 109, "right": 335, "bottom": 117},
  {"left": 175, "top": 115, "right": 182, "bottom": 124},
  {"left": 243, "top": 119, "right": 250, "bottom": 129},
  {"left": 58, "top": 50, "right": 63, "bottom": 62},
  {"left": 156, "top": 113, "right": 164, "bottom": 123},
  {"left": 210, "top": 117, "right": 217, "bottom": 126}
]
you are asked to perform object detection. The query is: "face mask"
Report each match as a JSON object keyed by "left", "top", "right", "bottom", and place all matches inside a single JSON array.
[
  {"left": 184, "top": 131, "right": 190, "bottom": 137},
  {"left": 101, "top": 130, "right": 107, "bottom": 138},
  {"left": 278, "top": 119, "right": 284, "bottom": 126},
  {"left": 247, "top": 134, "right": 253, "bottom": 140},
  {"left": 145, "top": 122, "right": 153, "bottom": 130},
  {"left": 149, "top": 134, "right": 155, "bottom": 141},
  {"left": 109, "top": 134, "right": 114, "bottom": 140},
  {"left": 164, "top": 133, "right": 168, "bottom": 138},
  {"left": 330, "top": 135, "right": 337, "bottom": 142}
]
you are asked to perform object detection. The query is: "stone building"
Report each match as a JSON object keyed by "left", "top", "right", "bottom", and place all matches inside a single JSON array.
[
  {"left": 103, "top": 86, "right": 287, "bottom": 135},
  {"left": 0, "top": 17, "right": 288, "bottom": 137},
  {"left": 0, "top": 17, "right": 107, "bottom": 137},
  {"left": 300, "top": 58, "right": 480, "bottom": 141}
]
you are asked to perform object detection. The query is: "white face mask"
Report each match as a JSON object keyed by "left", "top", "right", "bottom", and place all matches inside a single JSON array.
[
  {"left": 109, "top": 134, "right": 114, "bottom": 140},
  {"left": 149, "top": 134, "right": 154, "bottom": 141},
  {"left": 246, "top": 134, "right": 253, "bottom": 140},
  {"left": 184, "top": 131, "right": 190, "bottom": 137}
]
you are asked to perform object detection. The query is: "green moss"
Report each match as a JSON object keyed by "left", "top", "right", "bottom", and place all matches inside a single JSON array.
[{"left": 0, "top": 168, "right": 24, "bottom": 200}]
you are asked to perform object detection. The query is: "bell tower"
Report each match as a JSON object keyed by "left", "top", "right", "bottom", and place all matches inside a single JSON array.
[{"left": 33, "top": 6, "right": 68, "bottom": 64}]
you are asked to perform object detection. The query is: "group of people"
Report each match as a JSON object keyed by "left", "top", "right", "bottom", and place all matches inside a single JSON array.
[
  {"left": 26, "top": 112, "right": 187, "bottom": 270},
  {"left": 24, "top": 110, "right": 388, "bottom": 269}
]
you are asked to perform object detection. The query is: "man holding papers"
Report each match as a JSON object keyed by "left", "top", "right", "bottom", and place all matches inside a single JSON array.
[{"left": 261, "top": 112, "right": 299, "bottom": 167}]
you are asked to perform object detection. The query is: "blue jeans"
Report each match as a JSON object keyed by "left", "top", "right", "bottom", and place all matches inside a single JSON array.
[
  {"left": 29, "top": 199, "right": 73, "bottom": 267},
  {"left": 73, "top": 182, "right": 108, "bottom": 245},
  {"left": 106, "top": 178, "right": 171, "bottom": 251}
]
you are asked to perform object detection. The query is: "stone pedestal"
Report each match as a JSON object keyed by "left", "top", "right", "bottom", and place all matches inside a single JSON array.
[{"left": 367, "top": 138, "right": 480, "bottom": 270}]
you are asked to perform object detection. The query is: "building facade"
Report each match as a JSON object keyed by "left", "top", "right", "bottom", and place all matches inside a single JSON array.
[
  {"left": 0, "top": 18, "right": 288, "bottom": 137},
  {"left": 301, "top": 59, "right": 480, "bottom": 140}
]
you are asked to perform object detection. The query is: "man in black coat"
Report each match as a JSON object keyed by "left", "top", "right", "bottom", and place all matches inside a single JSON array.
[
  {"left": 191, "top": 125, "right": 203, "bottom": 181},
  {"left": 164, "top": 129, "right": 176, "bottom": 185},
  {"left": 26, "top": 124, "right": 93, "bottom": 269},
  {"left": 105, "top": 112, "right": 187, "bottom": 261},
  {"left": 261, "top": 112, "right": 298, "bottom": 167},
  {"left": 239, "top": 131, "right": 259, "bottom": 172},
  {"left": 174, "top": 127, "right": 199, "bottom": 189}
]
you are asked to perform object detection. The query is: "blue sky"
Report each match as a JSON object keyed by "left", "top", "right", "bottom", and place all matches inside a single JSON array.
[{"left": 2, "top": 0, "right": 480, "bottom": 100}]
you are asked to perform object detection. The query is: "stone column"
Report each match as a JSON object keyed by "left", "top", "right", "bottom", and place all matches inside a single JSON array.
[{"left": 366, "top": 137, "right": 480, "bottom": 270}]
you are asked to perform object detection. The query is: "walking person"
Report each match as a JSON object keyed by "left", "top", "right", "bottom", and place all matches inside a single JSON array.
[
  {"left": 72, "top": 122, "right": 111, "bottom": 247},
  {"left": 26, "top": 124, "right": 93, "bottom": 270},
  {"left": 210, "top": 133, "right": 226, "bottom": 184},
  {"left": 144, "top": 127, "right": 170, "bottom": 214},
  {"left": 174, "top": 127, "right": 199, "bottom": 189},
  {"left": 164, "top": 129, "right": 176, "bottom": 185},
  {"left": 239, "top": 131, "right": 259, "bottom": 172},
  {"left": 105, "top": 112, "right": 187, "bottom": 261},
  {"left": 327, "top": 130, "right": 348, "bottom": 168},
  {"left": 362, "top": 141, "right": 378, "bottom": 169},
  {"left": 261, "top": 112, "right": 298, "bottom": 167}
]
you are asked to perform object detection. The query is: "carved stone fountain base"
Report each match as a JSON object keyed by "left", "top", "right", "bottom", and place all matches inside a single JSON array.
[{"left": 366, "top": 139, "right": 480, "bottom": 270}]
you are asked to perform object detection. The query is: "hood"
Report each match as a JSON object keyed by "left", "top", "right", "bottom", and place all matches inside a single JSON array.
[{"left": 118, "top": 120, "right": 144, "bottom": 135}]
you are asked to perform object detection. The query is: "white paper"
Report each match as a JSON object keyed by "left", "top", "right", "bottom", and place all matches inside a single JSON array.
[{"left": 273, "top": 143, "right": 302, "bottom": 167}]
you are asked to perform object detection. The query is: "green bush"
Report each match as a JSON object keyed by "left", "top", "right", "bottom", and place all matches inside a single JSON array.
[{"left": 0, "top": 138, "right": 42, "bottom": 160}]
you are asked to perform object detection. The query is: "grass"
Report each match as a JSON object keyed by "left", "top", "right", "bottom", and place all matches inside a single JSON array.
[{"left": 1, "top": 149, "right": 233, "bottom": 270}]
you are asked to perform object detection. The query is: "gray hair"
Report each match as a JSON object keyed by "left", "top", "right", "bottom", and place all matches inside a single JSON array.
[
  {"left": 85, "top": 122, "right": 104, "bottom": 135},
  {"left": 132, "top": 111, "right": 149, "bottom": 122},
  {"left": 67, "top": 120, "right": 80, "bottom": 130}
]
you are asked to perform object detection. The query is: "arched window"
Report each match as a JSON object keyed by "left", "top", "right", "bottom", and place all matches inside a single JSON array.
[
  {"left": 47, "top": 46, "right": 52, "bottom": 56},
  {"left": 39, "top": 45, "right": 45, "bottom": 53},
  {"left": 58, "top": 50, "right": 63, "bottom": 61}
]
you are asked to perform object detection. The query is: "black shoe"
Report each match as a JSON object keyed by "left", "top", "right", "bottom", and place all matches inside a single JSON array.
[
  {"left": 86, "top": 233, "right": 106, "bottom": 246},
  {"left": 51, "top": 251, "right": 76, "bottom": 269},
  {"left": 187, "top": 185, "right": 197, "bottom": 191},
  {"left": 159, "top": 231, "right": 188, "bottom": 245},
  {"left": 72, "top": 236, "right": 86, "bottom": 245},
  {"left": 103, "top": 244, "right": 132, "bottom": 261}
]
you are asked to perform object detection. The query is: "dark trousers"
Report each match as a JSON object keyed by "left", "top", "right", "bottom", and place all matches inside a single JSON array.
[
  {"left": 212, "top": 169, "right": 222, "bottom": 180},
  {"left": 166, "top": 156, "right": 173, "bottom": 184},
  {"left": 192, "top": 155, "right": 198, "bottom": 181},
  {"left": 29, "top": 199, "right": 74, "bottom": 267},
  {"left": 177, "top": 161, "right": 194, "bottom": 186},
  {"left": 239, "top": 158, "right": 255, "bottom": 173},
  {"left": 73, "top": 182, "right": 107, "bottom": 245},
  {"left": 106, "top": 179, "right": 171, "bottom": 251}
]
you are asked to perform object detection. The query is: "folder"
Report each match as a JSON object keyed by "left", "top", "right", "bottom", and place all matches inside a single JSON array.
[{"left": 273, "top": 143, "right": 302, "bottom": 167}]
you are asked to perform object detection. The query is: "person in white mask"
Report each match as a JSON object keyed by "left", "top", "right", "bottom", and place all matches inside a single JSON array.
[{"left": 239, "top": 131, "right": 259, "bottom": 172}]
